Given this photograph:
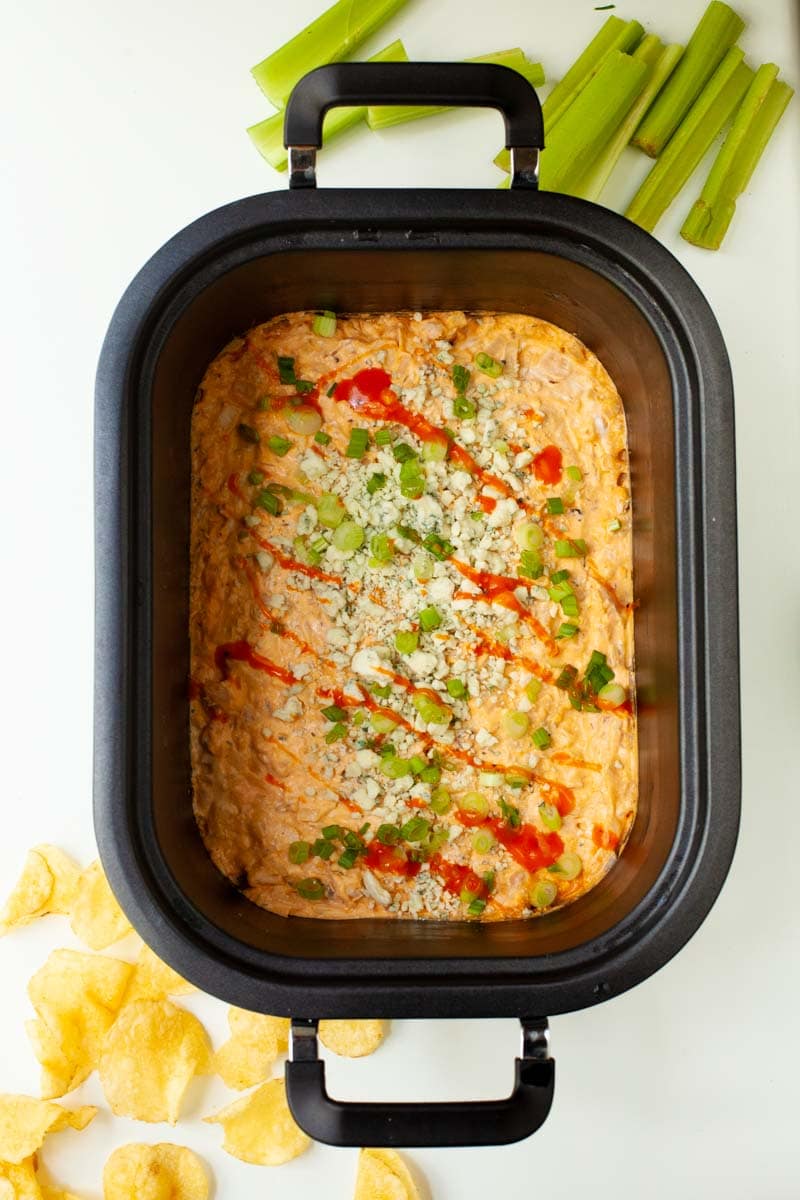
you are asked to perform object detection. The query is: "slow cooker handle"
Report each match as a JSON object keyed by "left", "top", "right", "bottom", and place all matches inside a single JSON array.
[
  {"left": 285, "top": 1016, "right": 554, "bottom": 1147},
  {"left": 283, "top": 61, "right": 543, "bottom": 190}
]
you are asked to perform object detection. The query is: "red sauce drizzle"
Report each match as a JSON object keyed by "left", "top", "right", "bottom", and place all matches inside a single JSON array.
[
  {"left": 333, "top": 368, "right": 524, "bottom": 506},
  {"left": 215, "top": 640, "right": 295, "bottom": 685},
  {"left": 252, "top": 532, "right": 343, "bottom": 585},
  {"left": 363, "top": 841, "right": 422, "bottom": 878},
  {"left": 587, "top": 560, "right": 634, "bottom": 617},
  {"left": 452, "top": 561, "right": 558, "bottom": 655},
  {"left": 239, "top": 557, "right": 327, "bottom": 661},
  {"left": 457, "top": 811, "right": 563, "bottom": 873},
  {"left": 593, "top": 825, "right": 620, "bottom": 851},
  {"left": 264, "top": 772, "right": 285, "bottom": 790},
  {"left": 537, "top": 778, "right": 576, "bottom": 816},
  {"left": 472, "top": 631, "right": 556, "bottom": 686},
  {"left": 227, "top": 473, "right": 243, "bottom": 498},
  {"left": 550, "top": 752, "right": 602, "bottom": 774},
  {"left": 532, "top": 444, "right": 563, "bottom": 485},
  {"left": 477, "top": 494, "right": 498, "bottom": 514},
  {"left": 429, "top": 855, "right": 489, "bottom": 900}
]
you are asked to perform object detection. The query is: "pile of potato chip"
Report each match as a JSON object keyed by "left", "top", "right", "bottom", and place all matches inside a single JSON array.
[{"left": 0, "top": 844, "right": 425, "bottom": 1198}]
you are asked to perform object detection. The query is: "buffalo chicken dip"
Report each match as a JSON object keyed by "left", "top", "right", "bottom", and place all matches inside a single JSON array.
[{"left": 190, "top": 311, "right": 636, "bottom": 921}]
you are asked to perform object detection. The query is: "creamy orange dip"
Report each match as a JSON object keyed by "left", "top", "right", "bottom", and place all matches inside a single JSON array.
[{"left": 190, "top": 311, "right": 636, "bottom": 921}]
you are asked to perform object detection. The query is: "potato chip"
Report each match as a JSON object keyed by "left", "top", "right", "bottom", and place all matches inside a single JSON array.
[
  {"left": 0, "top": 1094, "right": 96, "bottom": 1164},
  {"left": 0, "top": 846, "right": 80, "bottom": 935},
  {"left": 0, "top": 1157, "right": 42, "bottom": 1200},
  {"left": 103, "top": 1143, "right": 209, "bottom": 1200},
  {"left": 40, "top": 1187, "right": 86, "bottom": 1200},
  {"left": 205, "top": 1079, "right": 310, "bottom": 1165},
  {"left": 27, "top": 951, "right": 133, "bottom": 1099},
  {"left": 319, "top": 1019, "right": 386, "bottom": 1058},
  {"left": 354, "top": 1149, "right": 421, "bottom": 1200},
  {"left": 212, "top": 1009, "right": 289, "bottom": 1090},
  {"left": 69, "top": 861, "right": 132, "bottom": 951},
  {"left": 99, "top": 999, "right": 211, "bottom": 1124},
  {"left": 123, "top": 943, "right": 196, "bottom": 1004}
]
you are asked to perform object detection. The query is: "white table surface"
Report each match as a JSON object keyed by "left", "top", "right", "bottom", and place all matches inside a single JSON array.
[{"left": 2, "top": 1, "right": 799, "bottom": 1196}]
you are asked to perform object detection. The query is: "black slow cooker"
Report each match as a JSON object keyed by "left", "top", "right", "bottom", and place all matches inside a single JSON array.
[{"left": 94, "top": 64, "right": 740, "bottom": 1149}]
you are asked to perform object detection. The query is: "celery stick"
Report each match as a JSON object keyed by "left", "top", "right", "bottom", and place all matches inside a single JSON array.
[
  {"left": 248, "top": 38, "right": 407, "bottom": 172},
  {"left": 626, "top": 47, "right": 753, "bottom": 233},
  {"left": 681, "top": 69, "right": 793, "bottom": 249},
  {"left": 494, "top": 17, "right": 643, "bottom": 172},
  {"left": 366, "top": 50, "right": 545, "bottom": 131},
  {"left": 575, "top": 40, "right": 685, "bottom": 201},
  {"left": 252, "top": 0, "right": 409, "bottom": 107},
  {"left": 539, "top": 51, "right": 648, "bottom": 195},
  {"left": 633, "top": 1, "right": 745, "bottom": 157}
]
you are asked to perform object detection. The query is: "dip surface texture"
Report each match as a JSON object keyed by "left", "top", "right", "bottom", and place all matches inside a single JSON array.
[{"left": 190, "top": 311, "right": 636, "bottom": 920}]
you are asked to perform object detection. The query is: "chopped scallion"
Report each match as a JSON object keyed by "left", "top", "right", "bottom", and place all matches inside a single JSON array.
[
  {"left": 422, "top": 437, "right": 448, "bottom": 462},
  {"left": 375, "top": 428, "right": 395, "bottom": 445},
  {"left": 277, "top": 355, "right": 296, "bottom": 384},
  {"left": 411, "top": 693, "right": 452, "bottom": 726},
  {"left": 556, "top": 622, "right": 579, "bottom": 639},
  {"left": 295, "top": 877, "right": 325, "bottom": 901},
  {"left": 395, "top": 630, "right": 419, "bottom": 655},
  {"left": 314, "top": 430, "right": 331, "bottom": 446},
  {"left": 312, "top": 310, "right": 337, "bottom": 337},
  {"left": 288, "top": 840, "right": 310, "bottom": 864},
  {"left": 430, "top": 788, "right": 452, "bottom": 815},
  {"left": 287, "top": 406, "right": 322, "bottom": 435},
  {"left": 380, "top": 755, "right": 411, "bottom": 778},
  {"left": 255, "top": 489, "right": 282, "bottom": 515},
  {"left": 525, "top": 678, "right": 543, "bottom": 703},
  {"left": 400, "top": 816, "right": 430, "bottom": 842},
  {"left": 326, "top": 382, "right": 338, "bottom": 397},
  {"left": 566, "top": 465, "right": 583, "bottom": 481},
  {"left": 247, "top": 470, "right": 264, "bottom": 486},
  {"left": 446, "top": 678, "right": 467, "bottom": 700},
  {"left": 321, "top": 705, "right": 348, "bottom": 723},
  {"left": 237, "top": 423, "right": 260, "bottom": 444},
  {"left": 515, "top": 522, "right": 544, "bottom": 551},
  {"left": 538, "top": 802, "right": 562, "bottom": 831},
  {"left": 312, "top": 838, "right": 336, "bottom": 860},
  {"left": 546, "top": 497, "right": 565, "bottom": 514},
  {"left": 453, "top": 395, "right": 477, "bottom": 419},
  {"left": 399, "top": 459, "right": 426, "bottom": 499},
  {"left": 475, "top": 352, "right": 503, "bottom": 377},
  {"left": 316, "top": 492, "right": 346, "bottom": 528},
  {"left": 452, "top": 363, "right": 471, "bottom": 391},
  {"left": 295, "top": 379, "right": 315, "bottom": 394},
  {"left": 377, "top": 824, "right": 402, "bottom": 845},
  {"left": 472, "top": 829, "right": 495, "bottom": 854},
  {"left": 519, "top": 550, "right": 543, "bottom": 579},
  {"left": 419, "top": 764, "right": 441, "bottom": 784},
  {"left": 502, "top": 711, "right": 529, "bottom": 739},
  {"left": 324, "top": 723, "right": 348, "bottom": 743},
  {"left": 345, "top": 428, "right": 370, "bottom": 459},
  {"left": 460, "top": 791, "right": 489, "bottom": 816},
  {"left": 370, "top": 532, "right": 393, "bottom": 564},
  {"left": 338, "top": 848, "right": 359, "bottom": 868},
  {"left": 555, "top": 538, "right": 588, "bottom": 557},
  {"left": 332, "top": 521, "right": 365, "bottom": 552},
  {"left": 422, "top": 531, "right": 454, "bottom": 561},
  {"left": 532, "top": 726, "right": 551, "bottom": 750},
  {"left": 419, "top": 605, "right": 442, "bottom": 632},
  {"left": 530, "top": 879, "right": 558, "bottom": 909},
  {"left": 267, "top": 434, "right": 292, "bottom": 456},
  {"left": 548, "top": 852, "right": 583, "bottom": 880},
  {"left": 366, "top": 472, "right": 387, "bottom": 495},
  {"left": 499, "top": 798, "right": 522, "bottom": 828},
  {"left": 392, "top": 442, "right": 416, "bottom": 463},
  {"left": 555, "top": 665, "right": 578, "bottom": 690}
]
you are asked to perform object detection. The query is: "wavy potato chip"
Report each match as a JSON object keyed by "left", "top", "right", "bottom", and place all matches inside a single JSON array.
[
  {"left": 0, "top": 846, "right": 81, "bottom": 935},
  {"left": 205, "top": 1079, "right": 310, "bottom": 1165},
  {"left": 69, "top": 862, "right": 132, "bottom": 951},
  {"left": 103, "top": 1143, "right": 209, "bottom": 1200},
  {"left": 27, "top": 950, "right": 133, "bottom": 1099},
  {"left": 0, "top": 1157, "right": 42, "bottom": 1200},
  {"left": 319, "top": 1019, "right": 386, "bottom": 1058},
  {"left": 354, "top": 1149, "right": 421, "bottom": 1200},
  {"left": 123, "top": 943, "right": 195, "bottom": 1004},
  {"left": 0, "top": 1094, "right": 95, "bottom": 1165},
  {"left": 99, "top": 999, "right": 211, "bottom": 1124},
  {"left": 212, "top": 1009, "right": 289, "bottom": 1090}
]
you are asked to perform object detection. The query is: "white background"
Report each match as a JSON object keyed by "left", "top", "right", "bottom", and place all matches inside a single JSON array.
[{"left": 1, "top": 1, "right": 799, "bottom": 1197}]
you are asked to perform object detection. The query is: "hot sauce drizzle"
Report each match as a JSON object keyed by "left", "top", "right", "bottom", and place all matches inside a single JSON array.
[
  {"left": 456, "top": 810, "right": 564, "bottom": 873},
  {"left": 532, "top": 444, "right": 563, "bottom": 485},
  {"left": 333, "top": 369, "right": 525, "bottom": 507},
  {"left": 550, "top": 752, "right": 602, "bottom": 774},
  {"left": 363, "top": 841, "right": 422, "bottom": 878},
  {"left": 214, "top": 641, "right": 295, "bottom": 685},
  {"left": 252, "top": 533, "right": 343, "bottom": 585},
  {"left": 429, "top": 856, "right": 489, "bottom": 900},
  {"left": 592, "top": 825, "right": 620, "bottom": 851},
  {"left": 452, "top": 560, "right": 558, "bottom": 655}
]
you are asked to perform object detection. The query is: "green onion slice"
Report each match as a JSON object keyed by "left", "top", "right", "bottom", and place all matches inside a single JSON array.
[
  {"left": 394, "top": 630, "right": 419, "bottom": 655},
  {"left": 538, "top": 802, "right": 562, "bottom": 831},
  {"left": 475, "top": 351, "right": 503, "bottom": 377},
  {"left": 548, "top": 852, "right": 583, "bottom": 880},
  {"left": 237, "top": 423, "right": 261, "bottom": 444},
  {"left": 312, "top": 310, "right": 337, "bottom": 337},
  {"left": 295, "top": 877, "right": 325, "bottom": 900},
  {"left": 345, "top": 428, "right": 370, "bottom": 459},
  {"left": 532, "top": 726, "right": 551, "bottom": 749},
  {"left": 288, "top": 840, "right": 310, "bottom": 864}
]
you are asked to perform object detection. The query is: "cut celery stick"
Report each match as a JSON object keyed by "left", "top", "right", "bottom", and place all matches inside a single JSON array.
[
  {"left": 633, "top": 1, "right": 745, "bottom": 157},
  {"left": 575, "top": 40, "right": 685, "bottom": 201},
  {"left": 626, "top": 47, "right": 753, "bottom": 233},
  {"left": 366, "top": 50, "right": 544, "bottom": 130},
  {"left": 681, "top": 68, "right": 793, "bottom": 248},
  {"left": 252, "top": 0, "right": 409, "bottom": 108},
  {"left": 539, "top": 50, "right": 649, "bottom": 195},
  {"left": 248, "top": 38, "right": 408, "bottom": 172},
  {"left": 494, "top": 16, "right": 643, "bottom": 172}
]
